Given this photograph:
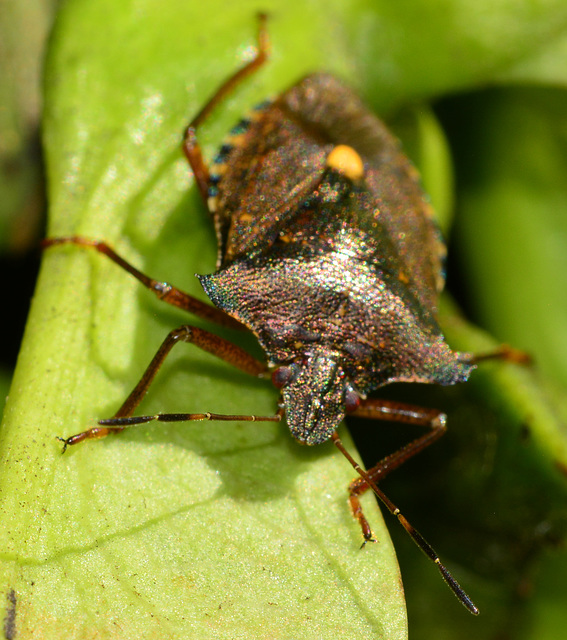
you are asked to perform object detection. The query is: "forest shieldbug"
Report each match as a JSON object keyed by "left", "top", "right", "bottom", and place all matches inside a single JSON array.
[{"left": 44, "top": 15, "right": 524, "bottom": 615}]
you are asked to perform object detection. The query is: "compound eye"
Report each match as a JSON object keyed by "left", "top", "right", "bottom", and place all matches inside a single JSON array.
[
  {"left": 345, "top": 387, "right": 361, "bottom": 413},
  {"left": 272, "top": 364, "right": 299, "bottom": 389}
]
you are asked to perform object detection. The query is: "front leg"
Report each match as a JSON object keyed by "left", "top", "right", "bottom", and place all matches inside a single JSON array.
[
  {"left": 347, "top": 398, "right": 446, "bottom": 543},
  {"left": 59, "top": 324, "right": 268, "bottom": 451},
  {"left": 332, "top": 403, "right": 479, "bottom": 615}
]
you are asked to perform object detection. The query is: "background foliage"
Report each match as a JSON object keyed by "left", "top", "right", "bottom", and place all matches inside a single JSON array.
[{"left": 1, "top": 0, "right": 567, "bottom": 638}]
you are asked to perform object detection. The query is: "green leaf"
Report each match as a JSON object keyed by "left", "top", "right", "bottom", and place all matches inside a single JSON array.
[
  {"left": 389, "top": 105, "right": 456, "bottom": 233},
  {"left": 452, "top": 88, "right": 567, "bottom": 389},
  {"left": 2, "top": 1, "right": 399, "bottom": 638},
  {"left": 3, "top": 0, "right": 567, "bottom": 638}
]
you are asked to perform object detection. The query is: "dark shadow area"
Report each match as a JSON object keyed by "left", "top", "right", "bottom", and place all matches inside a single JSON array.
[{"left": 0, "top": 248, "right": 42, "bottom": 370}]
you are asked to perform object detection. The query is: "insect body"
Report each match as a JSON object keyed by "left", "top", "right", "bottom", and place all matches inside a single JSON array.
[
  {"left": 199, "top": 71, "right": 473, "bottom": 447},
  {"left": 44, "top": 16, "right": 512, "bottom": 616}
]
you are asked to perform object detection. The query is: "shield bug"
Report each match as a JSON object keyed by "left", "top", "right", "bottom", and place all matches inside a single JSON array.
[{"left": 44, "top": 14, "right": 526, "bottom": 615}]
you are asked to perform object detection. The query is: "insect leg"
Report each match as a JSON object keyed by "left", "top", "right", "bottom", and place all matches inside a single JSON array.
[
  {"left": 42, "top": 236, "right": 242, "bottom": 329},
  {"left": 182, "top": 13, "right": 270, "bottom": 202},
  {"left": 462, "top": 344, "right": 531, "bottom": 366},
  {"left": 58, "top": 324, "right": 269, "bottom": 451},
  {"left": 99, "top": 408, "right": 283, "bottom": 429},
  {"left": 332, "top": 422, "right": 479, "bottom": 615},
  {"left": 345, "top": 399, "right": 446, "bottom": 543}
]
